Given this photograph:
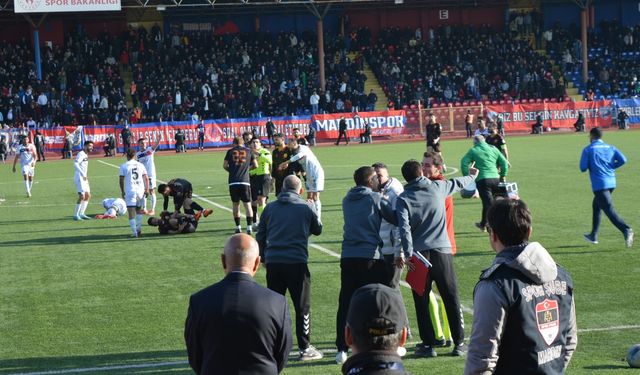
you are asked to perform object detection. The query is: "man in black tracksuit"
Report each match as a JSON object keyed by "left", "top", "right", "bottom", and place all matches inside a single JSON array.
[
  {"left": 396, "top": 159, "right": 478, "bottom": 358},
  {"left": 465, "top": 199, "right": 577, "bottom": 374},
  {"left": 256, "top": 175, "right": 324, "bottom": 362},
  {"left": 335, "top": 116, "right": 349, "bottom": 145},
  {"left": 335, "top": 166, "right": 397, "bottom": 363}
]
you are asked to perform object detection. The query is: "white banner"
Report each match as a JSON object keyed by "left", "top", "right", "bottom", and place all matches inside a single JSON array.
[{"left": 14, "top": 0, "right": 121, "bottom": 13}]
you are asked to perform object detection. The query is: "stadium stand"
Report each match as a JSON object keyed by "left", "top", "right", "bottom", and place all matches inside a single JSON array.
[{"left": 364, "top": 25, "right": 567, "bottom": 109}]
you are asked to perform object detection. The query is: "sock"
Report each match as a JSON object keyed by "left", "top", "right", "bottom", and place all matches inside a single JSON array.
[
  {"left": 440, "top": 296, "right": 452, "bottom": 342},
  {"left": 135, "top": 214, "right": 142, "bottom": 230},
  {"left": 24, "top": 180, "right": 30, "bottom": 194},
  {"left": 150, "top": 194, "right": 157, "bottom": 212},
  {"left": 428, "top": 292, "right": 445, "bottom": 341},
  {"left": 251, "top": 204, "right": 258, "bottom": 223},
  {"left": 257, "top": 204, "right": 265, "bottom": 222},
  {"left": 314, "top": 200, "right": 322, "bottom": 220},
  {"left": 80, "top": 200, "right": 88, "bottom": 215},
  {"left": 75, "top": 203, "right": 82, "bottom": 217},
  {"left": 142, "top": 197, "right": 147, "bottom": 212},
  {"left": 246, "top": 216, "right": 253, "bottom": 227},
  {"left": 28, "top": 179, "right": 33, "bottom": 190},
  {"left": 129, "top": 218, "right": 138, "bottom": 236},
  {"left": 234, "top": 217, "right": 241, "bottom": 226},
  {"left": 191, "top": 201, "right": 204, "bottom": 212}
]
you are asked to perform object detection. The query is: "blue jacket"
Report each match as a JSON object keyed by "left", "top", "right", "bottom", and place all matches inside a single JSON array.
[
  {"left": 257, "top": 190, "right": 322, "bottom": 264},
  {"left": 341, "top": 186, "right": 396, "bottom": 260},
  {"left": 580, "top": 139, "right": 627, "bottom": 192}
]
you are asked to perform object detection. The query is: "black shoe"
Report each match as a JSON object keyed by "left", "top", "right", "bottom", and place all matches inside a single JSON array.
[
  {"left": 433, "top": 338, "right": 452, "bottom": 347},
  {"left": 234, "top": 228, "right": 241, "bottom": 234},
  {"left": 451, "top": 343, "right": 466, "bottom": 357},
  {"left": 415, "top": 344, "right": 437, "bottom": 358},
  {"left": 475, "top": 222, "right": 487, "bottom": 232}
]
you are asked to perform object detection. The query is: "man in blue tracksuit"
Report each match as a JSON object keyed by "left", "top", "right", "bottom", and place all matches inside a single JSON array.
[
  {"left": 335, "top": 166, "right": 396, "bottom": 364},
  {"left": 256, "top": 175, "right": 324, "bottom": 361},
  {"left": 580, "top": 127, "right": 633, "bottom": 247}
]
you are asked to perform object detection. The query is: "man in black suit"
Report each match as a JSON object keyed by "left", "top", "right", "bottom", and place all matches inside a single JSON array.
[{"left": 185, "top": 234, "right": 293, "bottom": 375}]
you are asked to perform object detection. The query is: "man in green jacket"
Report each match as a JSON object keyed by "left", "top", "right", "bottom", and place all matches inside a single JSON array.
[{"left": 461, "top": 135, "right": 509, "bottom": 232}]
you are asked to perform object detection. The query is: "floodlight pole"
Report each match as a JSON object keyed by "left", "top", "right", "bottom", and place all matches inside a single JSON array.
[
  {"left": 305, "top": 1, "right": 331, "bottom": 93},
  {"left": 573, "top": 0, "right": 591, "bottom": 84},
  {"left": 23, "top": 14, "right": 48, "bottom": 81}
]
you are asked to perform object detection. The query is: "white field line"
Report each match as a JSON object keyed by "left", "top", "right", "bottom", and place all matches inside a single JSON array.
[
  {"left": 9, "top": 324, "right": 640, "bottom": 375},
  {"left": 16, "top": 160, "right": 632, "bottom": 375},
  {"left": 98, "top": 160, "right": 471, "bottom": 314}
]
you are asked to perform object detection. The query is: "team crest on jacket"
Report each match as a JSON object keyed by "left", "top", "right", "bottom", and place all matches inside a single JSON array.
[{"left": 536, "top": 299, "right": 560, "bottom": 346}]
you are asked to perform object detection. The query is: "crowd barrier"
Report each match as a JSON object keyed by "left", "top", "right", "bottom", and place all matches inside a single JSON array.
[
  {"left": 406, "top": 100, "right": 618, "bottom": 132},
  {"left": 0, "top": 110, "right": 407, "bottom": 154}
]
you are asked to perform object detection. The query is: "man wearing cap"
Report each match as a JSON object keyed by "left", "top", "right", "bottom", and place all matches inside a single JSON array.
[
  {"left": 342, "top": 283, "right": 410, "bottom": 375},
  {"left": 460, "top": 135, "right": 509, "bottom": 232}
]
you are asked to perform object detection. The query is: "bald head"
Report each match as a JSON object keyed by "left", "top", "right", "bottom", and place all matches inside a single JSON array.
[
  {"left": 282, "top": 175, "right": 302, "bottom": 194},
  {"left": 222, "top": 233, "right": 261, "bottom": 275}
]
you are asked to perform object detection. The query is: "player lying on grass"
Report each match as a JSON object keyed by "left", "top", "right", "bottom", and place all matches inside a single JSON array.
[
  {"left": 147, "top": 211, "right": 205, "bottom": 234},
  {"left": 95, "top": 198, "right": 127, "bottom": 219}
]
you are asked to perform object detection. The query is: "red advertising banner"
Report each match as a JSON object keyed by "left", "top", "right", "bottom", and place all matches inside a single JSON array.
[
  {"left": 485, "top": 100, "right": 614, "bottom": 131},
  {"left": 39, "top": 128, "right": 69, "bottom": 152},
  {"left": 312, "top": 110, "right": 408, "bottom": 140},
  {"left": 83, "top": 125, "right": 116, "bottom": 151}
]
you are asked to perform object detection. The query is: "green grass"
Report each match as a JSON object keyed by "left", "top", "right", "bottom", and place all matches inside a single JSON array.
[{"left": 1, "top": 131, "right": 639, "bottom": 374}]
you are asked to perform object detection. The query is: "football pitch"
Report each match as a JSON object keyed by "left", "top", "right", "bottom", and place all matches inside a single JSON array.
[{"left": 1, "top": 130, "right": 639, "bottom": 375}]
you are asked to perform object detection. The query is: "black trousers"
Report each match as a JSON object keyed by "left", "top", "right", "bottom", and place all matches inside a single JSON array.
[
  {"left": 412, "top": 250, "right": 464, "bottom": 346},
  {"left": 465, "top": 123, "right": 472, "bottom": 138},
  {"left": 36, "top": 145, "right": 45, "bottom": 161},
  {"left": 266, "top": 263, "right": 312, "bottom": 350},
  {"left": 335, "top": 258, "right": 388, "bottom": 351},
  {"left": 477, "top": 178, "right": 501, "bottom": 227},
  {"left": 336, "top": 130, "right": 349, "bottom": 145},
  {"left": 383, "top": 254, "right": 411, "bottom": 328}
]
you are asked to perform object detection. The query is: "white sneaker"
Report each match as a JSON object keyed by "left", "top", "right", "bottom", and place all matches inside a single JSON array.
[
  {"left": 335, "top": 350, "right": 348, "bottom": 364},
  {"left": 299, "top": 345, "right": 323, "bottom": 361},
  {"left": 396, "top": 346, "right": 407, "bottom": 357}
]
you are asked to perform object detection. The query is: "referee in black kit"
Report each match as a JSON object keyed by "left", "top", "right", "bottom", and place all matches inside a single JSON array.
[{"left": 256, "top": 175, "right": 324, "bottom": 362}]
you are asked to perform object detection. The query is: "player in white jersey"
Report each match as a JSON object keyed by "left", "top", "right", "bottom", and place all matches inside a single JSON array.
[
  {"left": 95, "top": 198, "right": 127, "bottom": 219},
  {"left": 12, "top": 136, "right": 37, "bottom": 197},
  {"left": 119, "top": 148, "right": 150, "bottom": 237},
  {"left": 73, "top": 141, "right": 94, "bottom": 220},
  {"left": 278, "top": 138, "right": 325, "bottom": 219},
  {"left": 136, "top": 136, "right": 160, "bottom": 215}
]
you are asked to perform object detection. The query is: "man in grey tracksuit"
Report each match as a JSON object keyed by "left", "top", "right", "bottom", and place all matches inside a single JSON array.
[
  {"left": 335, "top": 166, "right": 397, "bottom": 363},
  {"left": 396, "top": 159, "right": 478, "bottom": 358},
  {"left": 257, "top": 175, "right": 324, "bottom": 361},
  {"left": 465, "top": 199, "right": 577, "bottom": 374}
]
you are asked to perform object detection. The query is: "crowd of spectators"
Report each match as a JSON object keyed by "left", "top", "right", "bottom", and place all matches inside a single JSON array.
[
  {"left": 0, "top": 25, "right": 376, "bottom": 129},
  {"left": 547, "top": 19, "right": 640, "bottom": 100},
  {"left": 365, "top": 25, "right": 566, "bottom": 109},
  {"left": 0, "top": 32, "right": 127, "bottom": 129}
]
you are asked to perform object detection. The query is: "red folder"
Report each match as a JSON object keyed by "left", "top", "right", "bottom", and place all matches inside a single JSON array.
[{"left": 405, "top": 252, "right": 432, "bottom": 296}]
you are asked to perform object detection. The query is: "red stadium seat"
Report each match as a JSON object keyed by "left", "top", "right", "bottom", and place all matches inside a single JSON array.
[
  {"left": 551, "top": 98, "right": 558, "bottom": 102},
  {"left": 514, "top": 99, "right": 521, "bottom": 104},
  {"left": 410, "top": 104, "right": 417, "bottom": 110},
  {"left": 535, "top": 98, "right": 542, "bottom": 103}
]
